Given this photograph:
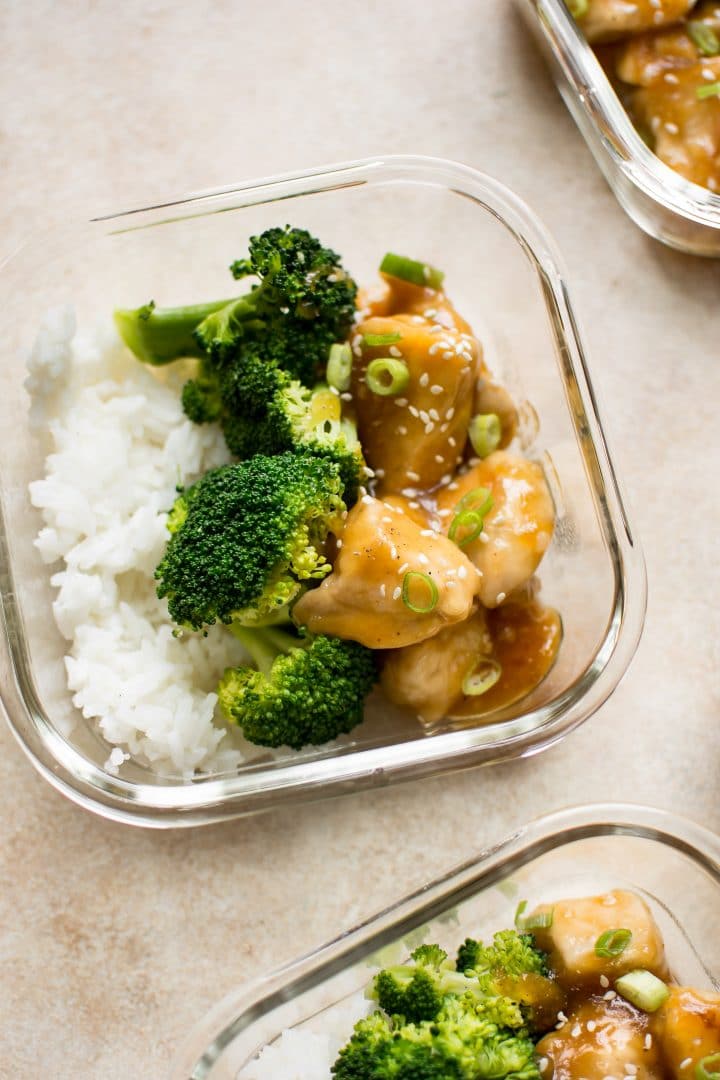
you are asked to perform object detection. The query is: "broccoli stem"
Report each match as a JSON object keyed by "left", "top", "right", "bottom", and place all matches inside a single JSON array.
[
  {"left": 114, "top": 298, "right": 236, "bottom": 365},
  {"left": 230, "top": 625, "right": 308, "bottom": 675}
]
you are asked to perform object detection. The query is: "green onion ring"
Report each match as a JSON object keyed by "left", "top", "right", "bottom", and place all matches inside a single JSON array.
[
  {"left": 457, "top": 486, "right": 494, "bottom": 515},
  {"left": 462, "top": 657, "right": 502, "bottom": 696},
  {"left": 366, "top": 358, "right": 410, "bottom": 396},
  {"left": 401, "top": 571, "right": 439, "bottom": 614},
  {"left": 615, "top": 970, "right": 670, "bottom": 1012},
  {"left": 327, "top": 342, "right": 352, "bottom": 392},
  {"left": 379, "top": 252, "right": 445, "bottom": 290},
  {"left": 468, "top": 413, "right": 502, "bottom": 458},
  {"left": 697, "top": 1053, "right": 720, "bottom": 1080},
  {"left": 688, "top": 21, "right": 720, "bottom": 56},
  {"left": 362, "top": 331, "right": 402, "bottom": 347},
  {"left": 448, "top": 509, "right": 485, "bottom": 547},
  {"left": 566, "top": 0, "right": 588, "bottom": 18},
  {"left": 515, "top": 899, "right": 554, "bottom": 932},
  {"left": 697, "top": 81, "right": 720, "bottom": 100},
  {"left": 595, "top": 928, "right": 633, "bottom": 958}
]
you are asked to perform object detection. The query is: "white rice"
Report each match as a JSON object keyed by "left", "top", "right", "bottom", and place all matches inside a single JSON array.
[
  {"left": 238, "top": 991, "right": 371, "bottom": 1079},
  {"left": 27, "top": 307, "right": 248, "bottom": 777}
]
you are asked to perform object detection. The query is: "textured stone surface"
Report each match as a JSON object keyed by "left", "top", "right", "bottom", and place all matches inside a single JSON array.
[{"left": 1, "top": 2, "right": 719, "bottom": 1078}]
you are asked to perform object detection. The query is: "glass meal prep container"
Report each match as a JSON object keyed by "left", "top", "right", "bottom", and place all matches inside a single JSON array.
[
  {"left": 0, "top": 155, "right": 646, "bottom": 828},
  {"left": 173, "top": 802, "right": 720, "bottom": 1078},
  {"left": 518, "top": 0, "right": 720, "bottom": 255}
]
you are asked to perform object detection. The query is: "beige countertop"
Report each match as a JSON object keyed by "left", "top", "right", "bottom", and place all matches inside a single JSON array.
[{"left": 2, "top": 2, "right": 720, "bottom": 1077}]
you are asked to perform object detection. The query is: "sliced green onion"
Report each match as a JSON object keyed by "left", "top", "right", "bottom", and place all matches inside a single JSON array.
[
  {"left": 366, "top": 358, "right": 410, "bottom": 396},
  {"left": 697, "top": 1053, "right": 720, "bottom": 1080},
  {"left": 462, "top": 657, "right": 502, "bottom": 696},
  {"left": 615, "top": 970, "right": 670, "bottom": 1012},
  {"left": 515, "top": 899, "right": 554, "bottom": 932},
  {"left": 448, "top": 509, "right": 485, "bottom": 547},
  {"left": 697, "top": 81, "right": 720, "bottom": 100},
  {"left": 448, "top": 488, "right": 494, "bottom": 547},
  {"left": 595, "top": 928, "right": 632, "bottom": 958},
  {"left": 362, "top": 331, "right": 402, "bottom": 347},
  {"left": 688, "top": 21, "right": 720, "bottom": 56},
  {"left": 566, "top": 0, "right": 588, "bottom": 17},
  {"left": 468, "top": 413, "right": 502, "bottom": 458},
  {"left": 457, "top": 486, "right": 494, "bottom": 515},
  {"left": 327, "top": 343, "right": 352, "bottom": 392},
  {"left": 401, "top": 571, "right": 439, "bottom": 614},
  {"left": 380, "top": 252, "right": 445, "bottom": 291}
]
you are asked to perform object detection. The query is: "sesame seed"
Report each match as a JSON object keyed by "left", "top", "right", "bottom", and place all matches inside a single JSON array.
[
  {"left": 496, "top": 592, "right": 506, "bottom": 604},
  {"left": 420, "top": 529, "right": 435, "bottom": 537},
  {"left": 407, "top": 471, "right": 421, "bottom": 482},
  {"left": 419, "top": 373, "right": 430, "bottom": 387},
  {"left": 408, "top": 501, "right": 420, "bottom": 510},
  {"left": 402, "top": 487, "right": 418, "bottom": 497},
  {"left": 390, "top": 545, "right": 398, "bottom": 559},
  {"left": 439, "top": 422, "right": 449, "bottom": 433},
  {"left": 603, "top": 990, "right": 617, "bottom": 1001},
  {"left": 394, "top": 397, "right": 409, "bottom": 407},
  {"left": 381, "top": 516, "right": 393, "bottom": 524},
  {"left": 408, "top": 405, "right": 419, "bottom": 418},
  {"left": 419, "top": 410, "right": 430, "bottom": 423},
  {"left": 447, "top": 482, "right": 459, "bottom": 491},
  {"left": 438, "top": 508, "right": 452, "bottom": 518},
  {"left": 397, "top": 425, "right": 408, "bottom": 435},
  {"left": 429, "top": 408, "right": 440, "bottom": 421},
  {"left": 446, "top": 568, "right": 456, "bottom": 576},
  {"left": 418, "top": 553, "right": 429, "bottom": 565},
  {"left": 425, "top": 421, "right": 436, "bottom": 435},
  {"left": 429, "top": 324, "right": 443, "bottom": 334},
  {"left": 644, "top": 1034, "right": 652, "bottom": 1050},
  {"left": 625, "top": 1067, "right": 637, "bottom": 1076},
  {"left": 679, "top": 1060, "right": 692, "bottom": 1071},
  {"left": 457, "top": 565, "right": 467, "bottom": 579},
  {"left": 329, "top": 384, "right": 340, "bottom": 396},
  {"left": 392, "top": 586, "right": 401, "bottom": 601},
  {"left": 703, "top": 67, "right": 717, "bottom": 80},
  {"left": 428, "top": 343, "right": 442, "bottom": 355},
  {"left": 571, "top": 1024, "right": 581, "bottom": 1038},
  {"left": 335, "top": 539, "right": 343, "bottom": 548},
  {"left": 448, "top": 436, "right": 456, "bottom": 447},
  {"left": 424, "top": 307, "right": 437, "bottom": 318},
  {"left": 430, "top": 384, "right": 444, "bottom": 395},
  {"left": 389, "top": 345, "right": 402, "bottom": 358},
  {"left": 379, "top": 583, "right": 386, "bottom": 598},
  {"left": 440, "top": 473, "right": 452, "bottom": 485},
  {"left": 586, "top": 1020, "right": 597, "bottom": 1032},
  {"left": 446, "top": 580, "right": 457, "bottom": 588},
  {"left": 557, "top": 1011, "right": 568, "bottom": 1024},
  {"left": 445, "top": 407, "right": 455, "bottom": 420},
  {"left": 664, "top": 72, "right": 679, "bottom": 84},
  {"left": 361, "top": 494, "right": 373, "bottom": 505},
  {"left": 411, "top": 314, "right": 424, "bottom": 324},
  {"left": 398, "top": 562, "right": 410, "bottom": 574},
  {"left": 600, "top": 975, "right": 609, "bottom": 988},
  {"left": 664, "top": 121, "right": 679, "bottom": 135},
  {"left": 375, "top": 468, "right": 385, "bottom": 479},
  {"left": 434, "top": 454, "right": 444, "bottom": 464}
]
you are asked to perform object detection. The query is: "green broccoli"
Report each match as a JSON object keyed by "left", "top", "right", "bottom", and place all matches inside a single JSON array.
[
  {"left": 115, "top": 225, "right": 357, "bottom": 383},
  {"left": 217, "top": 626, "right": 377, "bottom": 749},
  {"left": 371, "top": 944, "right": 482, "bottom": 1025},
  {"left": 332, "top": 997, "right": 540, "bottom": 1080},
  {"left": 155, "top": 451, "right": 346, "bottom": 631},
  {"left": 456, "top": 931, "right": 548, "bottom": 982}
]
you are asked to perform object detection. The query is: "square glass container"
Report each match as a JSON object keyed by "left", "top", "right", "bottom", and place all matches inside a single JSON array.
[
  {"left": 0, "top": 156, "right": 645, "bottom": 827},
  {"left": 174, "top": 803, "right": 720, "bottom": 1078},
  {"left": 518, "top": 0, "right": 720, "bottom": 255}
]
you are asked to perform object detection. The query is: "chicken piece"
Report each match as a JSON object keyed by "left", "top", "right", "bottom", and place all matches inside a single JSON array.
[
  {"left": 531, "top": 890, "right": 669, "bottom": 990},
  {"left": 614, "top": 26, "right": 699, "bottom": 86},
  {"left": 380, "top": 609, "right": 493, "bottom": 723},
  {"left": 435, "top": 452, "right": 554, "bottom": 609},
  {"left": 357, "top": 272, "right": 475, "bottom": 336},
  {"left": 351, "top": 313, "right": 480, "bottom": 492},
  {"left": 577, "top": 0, "right": 694, "bottom": 44},
  {"left": 536, "top": 998, "right": 664, "bottom": 1079},
  {"left": 292, "top": 496, "right": 481, "bottom": 649},
  {"left": 652, "top": 986, "right": 720, "bottom": 1072}
]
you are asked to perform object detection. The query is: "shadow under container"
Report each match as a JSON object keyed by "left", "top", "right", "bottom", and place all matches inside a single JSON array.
[
  {"left": 175, "top": 803, "right": 720, "bottom": 1077},
  {"left": 0, "top": 156, "right": 645, "bottom": 827},
  {"left": 518, "top": 0, "right": 720, "bottom": 256}
]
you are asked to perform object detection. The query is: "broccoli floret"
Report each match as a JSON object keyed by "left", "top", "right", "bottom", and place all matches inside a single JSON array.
[
  {"left": 155, "top": 451, "right": 345, "bottom": 631},
  {"left": 217, "top": 626, "right": 376, "bottom": 749},
  {"left": 116, "top": 225, "right": 357, "bottom": 385},
  {"left": 456, "top": 931, "right": 548, "bottom": 981},
  {"left": 370, "top": 943, "right": 485, "bottom": 1025},
  {"left": 332, "top": 996, "right": 540, "bottom": 1080}
]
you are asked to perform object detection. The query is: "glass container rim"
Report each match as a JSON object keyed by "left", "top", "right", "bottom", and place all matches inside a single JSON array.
[{"left": 0, "top": 154, "right": 646, "bottom": 827}]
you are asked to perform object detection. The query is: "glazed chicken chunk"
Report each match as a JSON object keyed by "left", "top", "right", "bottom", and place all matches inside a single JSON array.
[
  {"left": 576, "top": 0, "right": 695, "bottom": 44},
  {"left": 293, "top": 495, "right": 480, "bottom": 649},
  {"left": 436, "top": 451, "right": 555, "bottom": 609},
  {"left": 652, "top": 986, "right": 720, "bottom": 1071},
  {"left": 613, "top": 7, "right": 720, "bottom": 191},
  {"left": 380, "top": 609, "right": 493, "bottom": 723},
  {"left": 537, "top": 998, "right": 664, "bottom": 1079},
  {"left": 351, "top": 313, "right": 480, "bottom": 493},
  {"left": 531, "top": 890, "right": 669, "bottom": 988}
]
